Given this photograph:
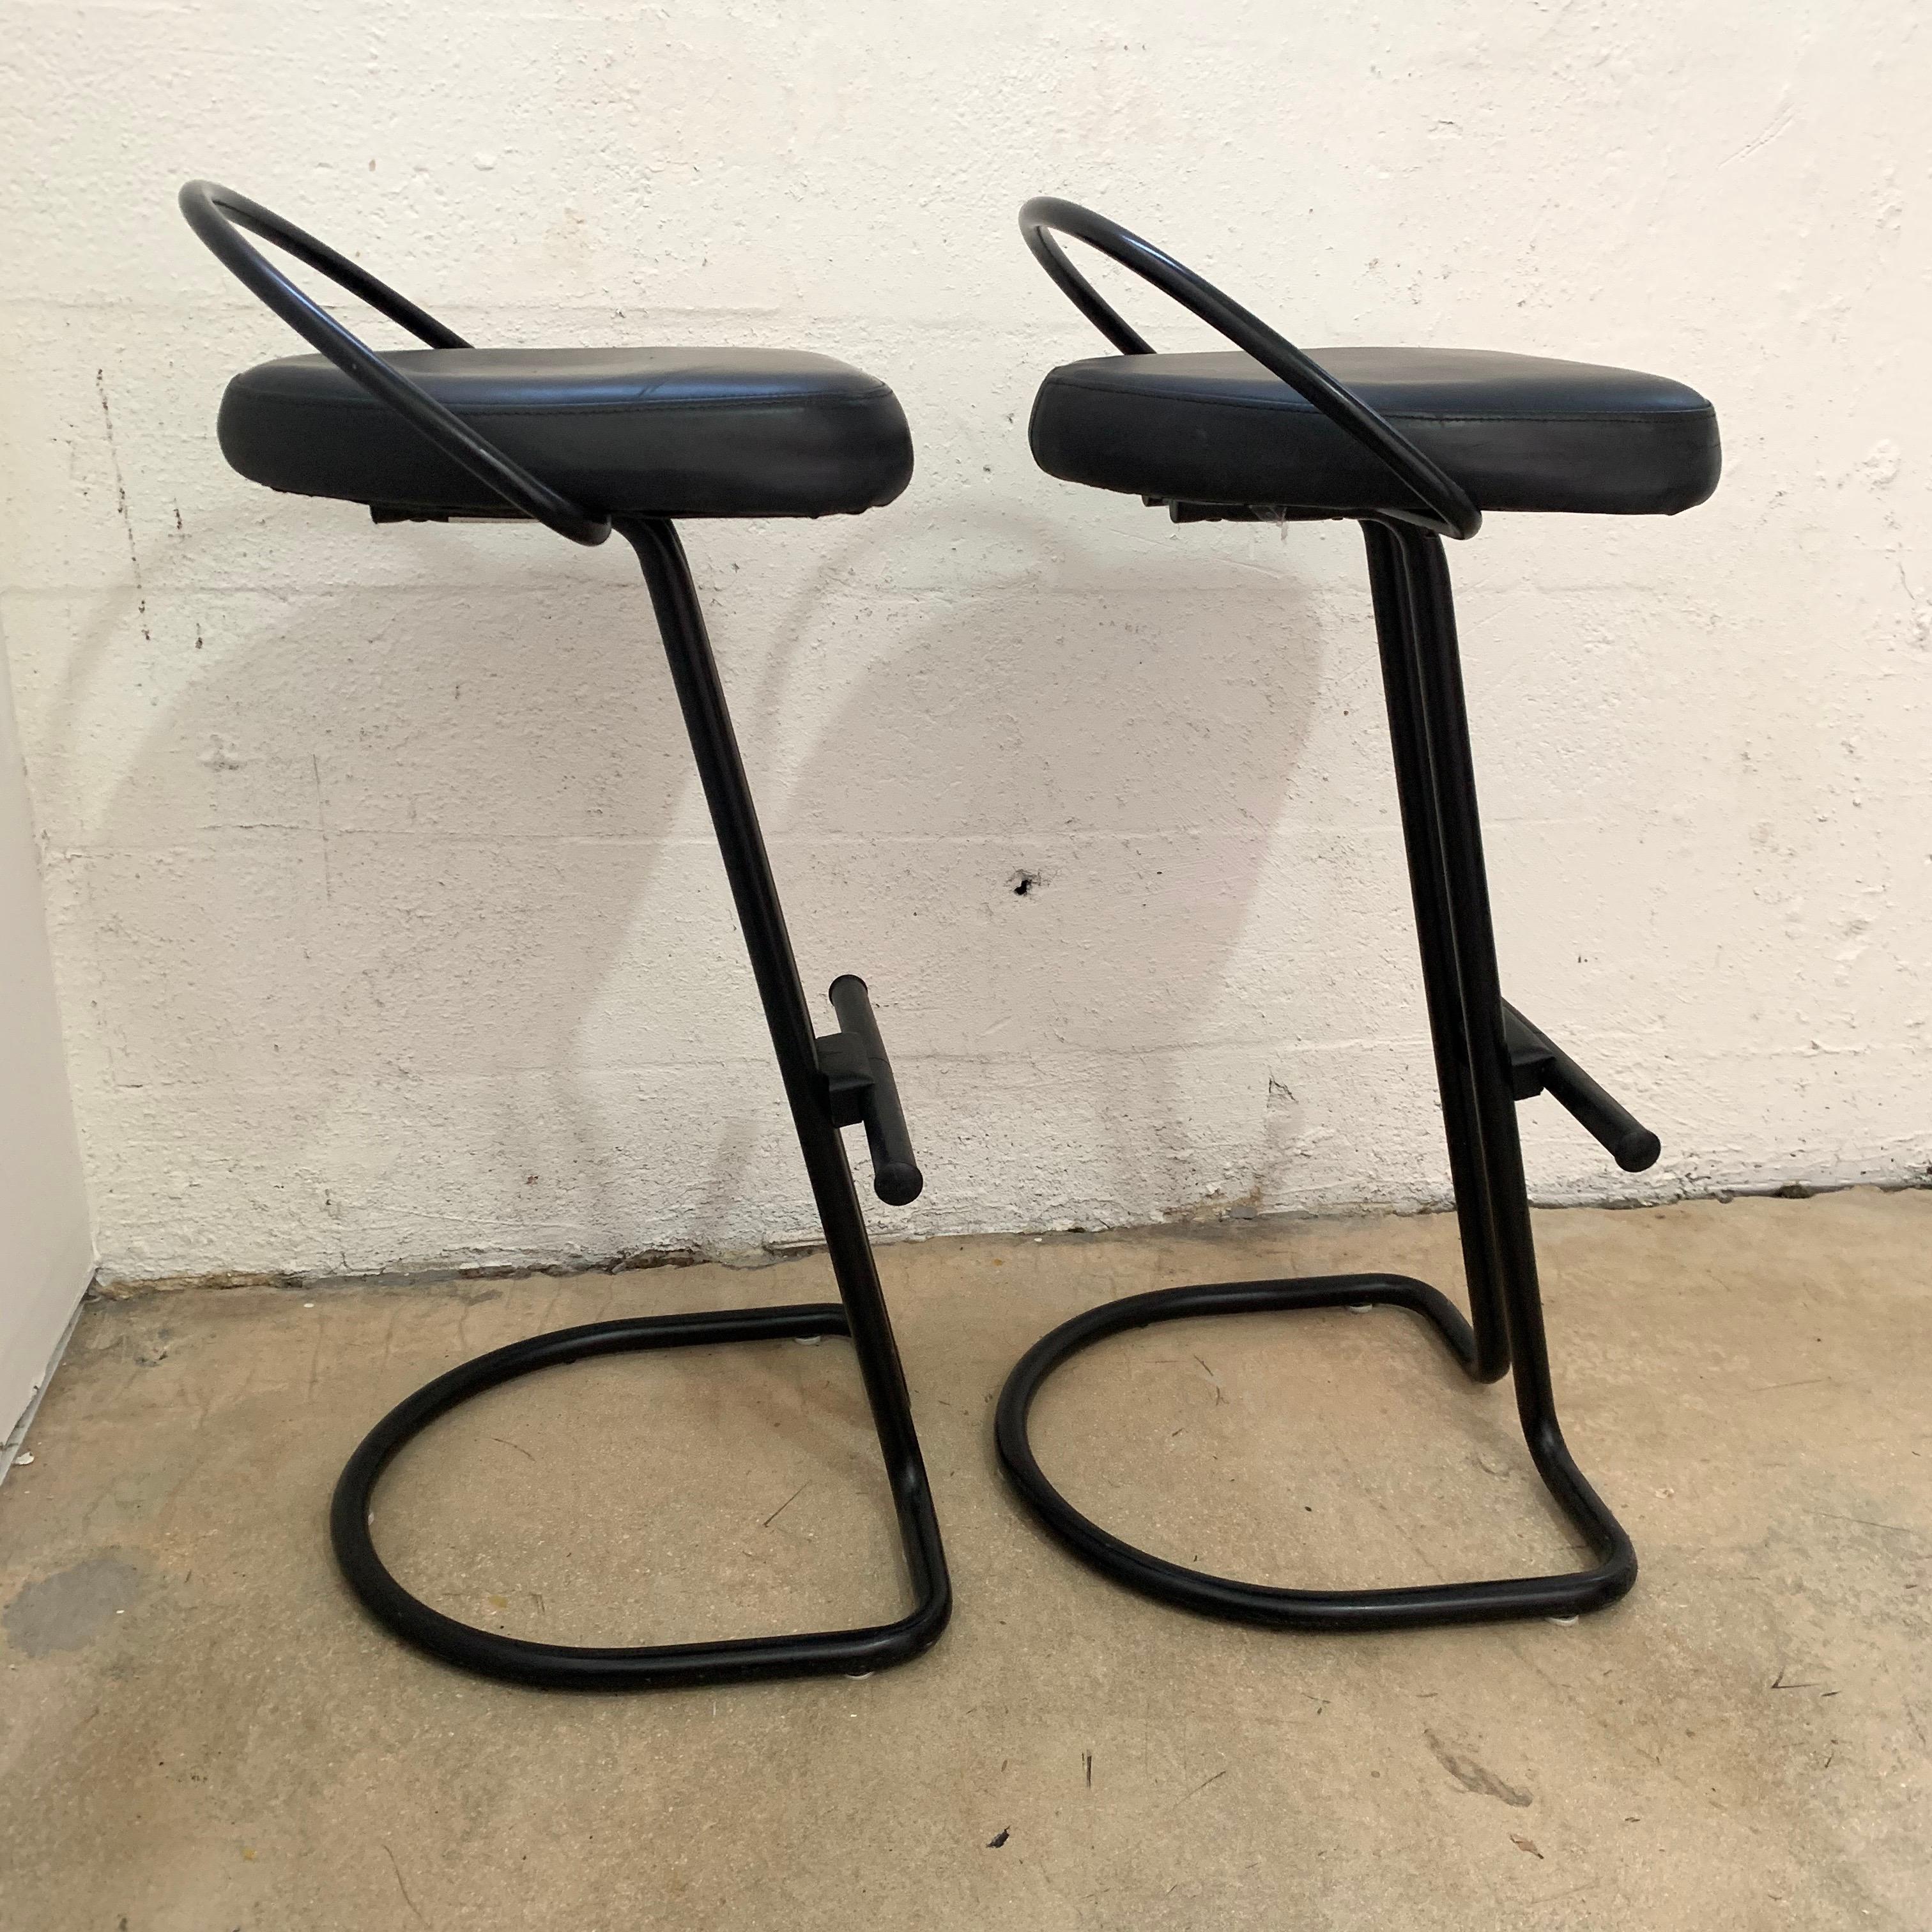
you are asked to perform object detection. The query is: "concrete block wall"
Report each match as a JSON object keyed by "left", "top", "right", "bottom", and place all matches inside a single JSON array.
[{"left": 1, "top": 0, "right": 1926, "bottom": 1280}]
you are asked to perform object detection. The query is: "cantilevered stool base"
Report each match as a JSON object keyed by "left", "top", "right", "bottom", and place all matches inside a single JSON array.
[
  {"left": 329, "top": 520, "right": 950, "bottom": 1689},
  {"left": 332, "top": 1303, "right": 947, "bottom": 1688},
  {"left": 995, "top": 517, "right": 1644, "bottom": 1632},
  {"left": 995, "top": 1273, "right": 1632, "bottom": 1632}
]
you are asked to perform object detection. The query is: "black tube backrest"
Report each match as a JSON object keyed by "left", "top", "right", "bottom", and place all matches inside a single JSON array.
[
  {"left": 1020, "top": 197, "right": 1481, "bottom": 540},
  {"left": 179, "top": 181, "right": 610, "bottom": 545}
]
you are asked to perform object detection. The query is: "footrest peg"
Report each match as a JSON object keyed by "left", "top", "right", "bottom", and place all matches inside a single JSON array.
[
  {"left": 817, "top": 976, "right": 923, "bottom": 1206},
  {"left": 1503, "top": 1002, "right": 1660, "bottom": 1173}
]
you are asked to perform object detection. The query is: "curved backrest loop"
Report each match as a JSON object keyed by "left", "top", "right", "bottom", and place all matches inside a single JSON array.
[
  {"left": 1022, "top": 224, "right": 1156, "bottom": 357},
  {"left": 1018, "top": 197, "right": 1481, "bottom": 540},
  {"left": 178, "top": 181, "right": 611, "bottom": 546}
]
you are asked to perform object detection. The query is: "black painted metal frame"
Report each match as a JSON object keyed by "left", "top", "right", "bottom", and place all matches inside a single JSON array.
[
  {"left": 182, "top": 183, "right": 949, "bottom": 1688},
  {"left": 996, "top": 201, "right": 1651, "bottom": 1630}
]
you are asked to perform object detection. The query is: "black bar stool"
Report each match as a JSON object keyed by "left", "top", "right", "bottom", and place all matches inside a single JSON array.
[
  {"left": 179, "top": 183, "right": 949, "bottom": 1689},
  {"left": 994, "top": 199, "right": 1720, "bottom": 1631}
]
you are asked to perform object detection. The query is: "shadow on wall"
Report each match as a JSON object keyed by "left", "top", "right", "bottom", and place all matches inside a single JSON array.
[
  {"left": 73, "top": 502, "right": 1332, "bottom": 1273},
  {"left": 772, "top": 508, "right": 1333, "bottom": 1228}
]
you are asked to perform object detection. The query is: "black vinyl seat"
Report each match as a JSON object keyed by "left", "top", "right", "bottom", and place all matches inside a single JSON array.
[
  {"left": 1031, "top": 346, "right": 1720, "bottom": 519},
  {"left": 218, "top": 346, "right": 914, "bottom": 519}
]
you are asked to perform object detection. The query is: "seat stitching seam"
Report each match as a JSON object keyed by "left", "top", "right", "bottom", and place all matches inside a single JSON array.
[
  {"left": 229, "top": 391, "right": 897, "bottom": 418},
  {"left": 1042, "top": 382, "right": 1716, "bottom": 425}
]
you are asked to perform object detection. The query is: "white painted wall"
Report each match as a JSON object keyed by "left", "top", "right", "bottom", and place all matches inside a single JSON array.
[
  {"left": 0, "top": 615, "right": 93, "bottom": 1435},
  {"left": 1, "top": 1, "right": 1926, "bottom": 1282}
]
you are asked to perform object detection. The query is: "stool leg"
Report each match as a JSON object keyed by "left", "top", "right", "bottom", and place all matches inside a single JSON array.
[
  {"left": 1363, "top": 521, "right": 1510, "bottom": 1383},
  {"left": 1384, "top": 521, "right": 1634, "bottom": 1580},
  {"left": 627, "top": 518, "right": 949, "bottom": 1595},
  {"left": 993, "top": 516, "right": 1636, "bottom": 1631},
  {"left": 329, "top": 518, "right": 949, "bottom": 1689}
]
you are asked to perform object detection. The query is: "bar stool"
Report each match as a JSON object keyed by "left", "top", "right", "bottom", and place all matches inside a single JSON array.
[
  {"left": 179, "top": 183, "right": 949, "bottom": 1688},
  {"left": 995, "top": 199, "right": 1720, "bottom": 1630}
]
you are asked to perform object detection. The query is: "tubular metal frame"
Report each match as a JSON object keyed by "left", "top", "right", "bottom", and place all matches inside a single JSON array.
[
  {"left": 995, "top": 201, "right": 1646, "bottom": 1631},
  {"left": 183, "top": 183, "right": 949, "bottom": 1689},
  {"left": 330, "top": 518, "right": 951, "bottom": 1688}
]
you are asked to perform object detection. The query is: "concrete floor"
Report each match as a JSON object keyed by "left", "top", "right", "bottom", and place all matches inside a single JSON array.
[{"left": 1, "top": 1189, "right": 1928, "bottom": 1930}]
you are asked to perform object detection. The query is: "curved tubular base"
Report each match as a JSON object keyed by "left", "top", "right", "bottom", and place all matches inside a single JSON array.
[
  {"left": 332, "top": 1304, "right": 949, "bottom": 1689},
  {"left": 994, "top": 1276, "right": 1635, "bottom": 1633}
]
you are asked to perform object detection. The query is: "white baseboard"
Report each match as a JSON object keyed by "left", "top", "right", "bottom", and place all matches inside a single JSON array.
[{"left": 0, "top": 1293, "right": 86, "bottom": 1487}]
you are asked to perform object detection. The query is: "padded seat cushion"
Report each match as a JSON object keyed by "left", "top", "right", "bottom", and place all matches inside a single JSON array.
[
  {"left": 1030, "top": 346, "right": 1720, "bottom": 517},
  {"left": 217, "top": 346, "right": 914, "bottom": 519}
]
